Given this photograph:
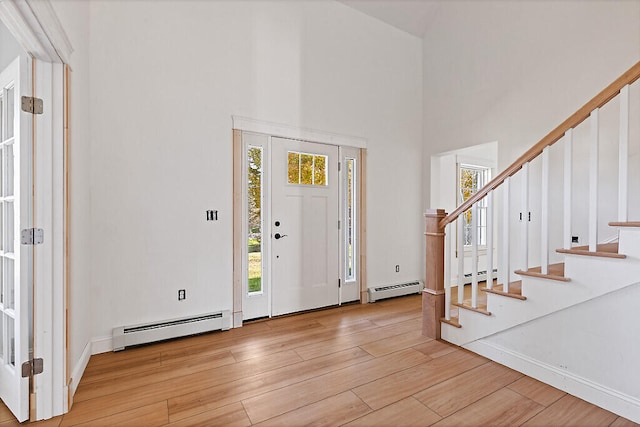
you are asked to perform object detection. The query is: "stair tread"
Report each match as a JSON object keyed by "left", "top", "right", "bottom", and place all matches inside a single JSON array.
[
  {"left": 452, "top": 300, "right": 491, "bottom": 316},
  {"left": 515, "top": 262, "right": 570, "bottom": 282},
  {"left": 609, "top": 221, "right": 640, "bottom": 227},
  {"left": 556, "top": 243, "right": 625, "bottom": 259},
  {"left": 440, "top": 316, "right": 461, "bottom": 328},
  {"left": 482, "top": 281, "right": 526, "bottom": 300}
]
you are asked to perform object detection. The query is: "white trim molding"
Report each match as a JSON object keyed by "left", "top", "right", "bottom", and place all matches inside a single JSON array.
[
  {"left": 0, "top": 0, "right": 71, "bottom": 420},
  {"left": 91, "top": 335, "right": 114, "bottom": 355},
  {"left": 0, "top": 0, "right": 72, "bottom": 64},
  {"left": 232, "top": 116, "right": 367, "bottom": 149},
  {"left": 465, "top": 340, "right": 640, "bottom": 424},
  {"left": 68, "top": 341, "right": 91, "bottom": 405}
]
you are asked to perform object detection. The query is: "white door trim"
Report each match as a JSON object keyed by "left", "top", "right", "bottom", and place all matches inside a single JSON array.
[
  {"left": 0, "top": 0, "right": 69, "bottom": 420},
  {"left": 232, "top": 116, "right": 368, "bottom": 149}
]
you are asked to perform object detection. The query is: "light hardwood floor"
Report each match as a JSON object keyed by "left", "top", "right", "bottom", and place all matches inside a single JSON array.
[{"left": 1, "top": 294, "right": 637, "bottom": 426}]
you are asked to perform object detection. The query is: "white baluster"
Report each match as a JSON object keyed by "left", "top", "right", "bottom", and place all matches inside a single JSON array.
[
  {"left": 541, "top": 147, "right": 549, "bottom": 274},
  {"left": 619, "top": 85, "right": 629, "bottom": 222},
  {"left": 486, "top": 190, "right": 494, "bottom": 290},
  {"left": 502, "top": 178, "right": 511, "bottom": 293},
  {"left": 471, "top": 203, "right": 478, "bottom": 308},
  {"left": 521, "top": 163, "right": 529, "bottom": 272},
  {"left": 564, "top": 129, "right": 573, "bottom": 250},
  {"left": 444, "top": 222, "right": 451, "bottom": 321},
  {"left": 589, "top": 109, "right": 599, "bottom": 252},
  {"left": 457, "top": 215, "right": 464, "bottom": 304}
]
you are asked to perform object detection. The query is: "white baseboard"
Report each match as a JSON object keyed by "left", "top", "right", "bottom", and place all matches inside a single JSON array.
[
  {"left": 465, "top": 340, "right": 640, "bottom": 424},
  {"left": 69, "top": 341, "right": 91, "bottom": 398},
  {"left": 91, "top": 335, "right": 113, "bottom": 355}
]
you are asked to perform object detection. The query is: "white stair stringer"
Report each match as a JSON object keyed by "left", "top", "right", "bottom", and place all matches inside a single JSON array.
[{"left": 442, "top": 227, "right": 640, "bottom": 346}]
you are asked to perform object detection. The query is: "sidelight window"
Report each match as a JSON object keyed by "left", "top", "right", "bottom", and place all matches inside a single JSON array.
[{"left": 247, "top": 145, "right": 263, "bottom": 294}]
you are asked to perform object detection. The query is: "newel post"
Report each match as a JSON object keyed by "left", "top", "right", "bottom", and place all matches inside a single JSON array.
[{"left": 422, "top": 209, "right": 447, "bottom": 339}]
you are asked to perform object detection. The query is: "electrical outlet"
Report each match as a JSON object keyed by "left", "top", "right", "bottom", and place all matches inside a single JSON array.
[
  {"left": 178, "top": 289, "right": 186, "bottom": 301},
  {"left": 572, "top": 236, "right": 579, "bottom": 243},
  {"left": 395, "top": 265, "right": 400, "bottom": 273}
]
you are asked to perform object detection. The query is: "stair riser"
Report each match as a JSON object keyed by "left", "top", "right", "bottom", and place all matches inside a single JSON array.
[
  {"left": 442, "top": 257, "right": 640, "bottom": 346},
  {"left": 619, "top": 227, "right": 640, "bottom": 259},
  {"left": 563, "top": 256, "right": 640, "bottom": 289}
]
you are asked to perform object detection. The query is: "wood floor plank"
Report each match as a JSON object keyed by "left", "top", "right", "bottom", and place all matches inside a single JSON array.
[
  {"left": 167, "top": 347, "right": 374, "bottom": 423},
  {"left": 369, "top": 307, "right": 422, "bottom": 327},
  {"left": 507, "top": 376, "right": 566, "bottom": 407},
  {"left": 294, "top": 317, "right": 421, "bottom": 361},
  {"left": 75, "top": 350, "right": 237, "bottom": 403},
  {"left": 343, "top": 396, "right": 441, "bottom": 427},
  {"left": 432, "top": 388, "right": 544, "bottom": 426},
  {"left": 164, "top": 402, "right": 251, "bottom": 427},
  {"left": 82, "top": 351, "right": 163, "bottom": 384},
  {"left": 241, "top": 348, "right": 429, "bottom": 424},
  {"left": 522, "top": 394, "right": 618, "bottom": 427},
  {"left": 8, "top": 295, "right": 632, "bottom": 427},
  {"left": 0, "top": 402, "right": 17, "bottom": 424},
  {"left": 610, "top": 416, "right": 640, "bottom": 427},
  {"left": 359, "top": 329, "right": 431, "bottom": 357},
  {"left": 231, "top": 319, "right": 376, "bottom": 361},
  {"left": 253, "top": 391, "right": 371, "bottom": 427},
  {"left": 353, "top": 349, "right": 487, "bottom": 410},
  {"left": 414, "top": 361, "right": 523, "bottom": 417},
  {"left": 61, "top": 350, "right": 303, "bottom": 426},
  {"left": 72, "top": 401, "right": 169, "bottom": 427},
  {"left": 412, "top": 339, "right": 457, "bottom": 359}
]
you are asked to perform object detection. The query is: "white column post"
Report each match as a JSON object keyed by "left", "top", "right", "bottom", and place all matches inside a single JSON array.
[
  {"left": 619, "top": 85, "right": 629, "bottom": 223},
  {"left": 541, "top": 147, "right": 550, "bottom": 274},
  {"left": 563, "top": 129, "right": 573, "bottom": 250},
  {"left": 502, "top": 178, "right": 511, "bottom": 292},
  {"left": 589, "top": 109, "right": 599, "bottom": 252},
  {"left": 486, "top": 190, "right": 494, "bottom": 290},
  {"left": 444, "top": 222, "right": 451, "bottom": 321},
  {"left": 457, "top": 215, "right": 464, "bottom": 304},
  {"left": 471, "top": 203, "right": 478, "bottom": 308},
  {"left": 521, "top": 163, "right": 529, "bottom": 272}
]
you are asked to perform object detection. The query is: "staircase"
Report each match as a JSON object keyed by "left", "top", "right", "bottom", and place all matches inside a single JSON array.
[{"left": 422, "top": 60, "right": 640, "bottom": 423}]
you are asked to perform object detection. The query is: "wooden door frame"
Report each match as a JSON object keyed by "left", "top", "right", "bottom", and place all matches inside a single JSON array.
[
  {"left": 0, "top": 0, "right": 71, "bottom": 420},
  {"left": 232, "top": 117, "right": 367, "bottom": 327}
]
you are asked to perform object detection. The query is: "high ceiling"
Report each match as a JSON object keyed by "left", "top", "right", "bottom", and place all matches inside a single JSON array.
[{"left": 339, "top": 0, "right": 441, "bottom": 38}]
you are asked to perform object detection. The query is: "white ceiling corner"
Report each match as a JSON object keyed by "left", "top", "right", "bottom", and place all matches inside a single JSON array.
[{"left": 338, "top": 0, "right": 441, "bottom": 38}]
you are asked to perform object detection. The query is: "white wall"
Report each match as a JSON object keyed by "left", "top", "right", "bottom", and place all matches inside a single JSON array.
[
  {"left": 84, "top": 0, "right": 422, "bottom": 341},
  {"left": 0, "top": 20, "right": 23, "bottom": 70},
  {"left": 423, "top": 0, "right": 640, "bottom": 210},
  {"left": 483, "top": 281, "right": 640, "bottom": 422},
  {"left": 49, "top": 0, "right": 93, "bottom": 391},
  {"left": 423, "top": 0, "right": 640, "bottom": 278}
]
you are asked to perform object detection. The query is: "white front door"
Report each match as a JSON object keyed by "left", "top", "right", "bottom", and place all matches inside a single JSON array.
[
  {"left": 0, "top": 56, "right": 32, "bottom": 422},
  {"left": 271, "top": 138, "right": 339, "bottom": 316}
]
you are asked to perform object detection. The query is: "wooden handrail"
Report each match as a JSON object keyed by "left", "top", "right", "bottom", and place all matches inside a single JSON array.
[{"left": 440, "top": 60, "right": 640, "bottom": 229}]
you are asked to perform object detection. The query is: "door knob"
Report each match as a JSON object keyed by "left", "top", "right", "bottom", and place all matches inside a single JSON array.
[{"left": 274, "top": 233, "right": 287, "bottom": 240}]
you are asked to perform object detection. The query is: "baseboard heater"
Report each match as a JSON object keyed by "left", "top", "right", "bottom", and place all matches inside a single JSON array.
[
  {"left": 462, "top": 269, "right": 497, "bottom": 285},
  {"left": 112, "top": 310, "right": 231, "bottom": 351},
  {"left": 368, "top": 280, "right": 424, "bottom": 303}
]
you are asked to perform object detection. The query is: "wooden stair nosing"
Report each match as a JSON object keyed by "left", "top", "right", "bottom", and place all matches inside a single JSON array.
[
  {"left": 514, "top": 263, "right": 569, "bottom": 282},
  {"left": 609, "top": 221, "right": 640, "bottom": 227},
  {"left": 481, "top": 285, "right": 527, "bottom": 301},
  {"left": 440, "top": 317, "right": 462, "bottom": 328},
  {"left": 514, "top": 269, "right": 570, "bottom": 282},
  {"left": 556, "top": 247, "right": 626, "bottom": 259},
  {"left": 452, "top": 302, "right": 491, "bottom": 316}
]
